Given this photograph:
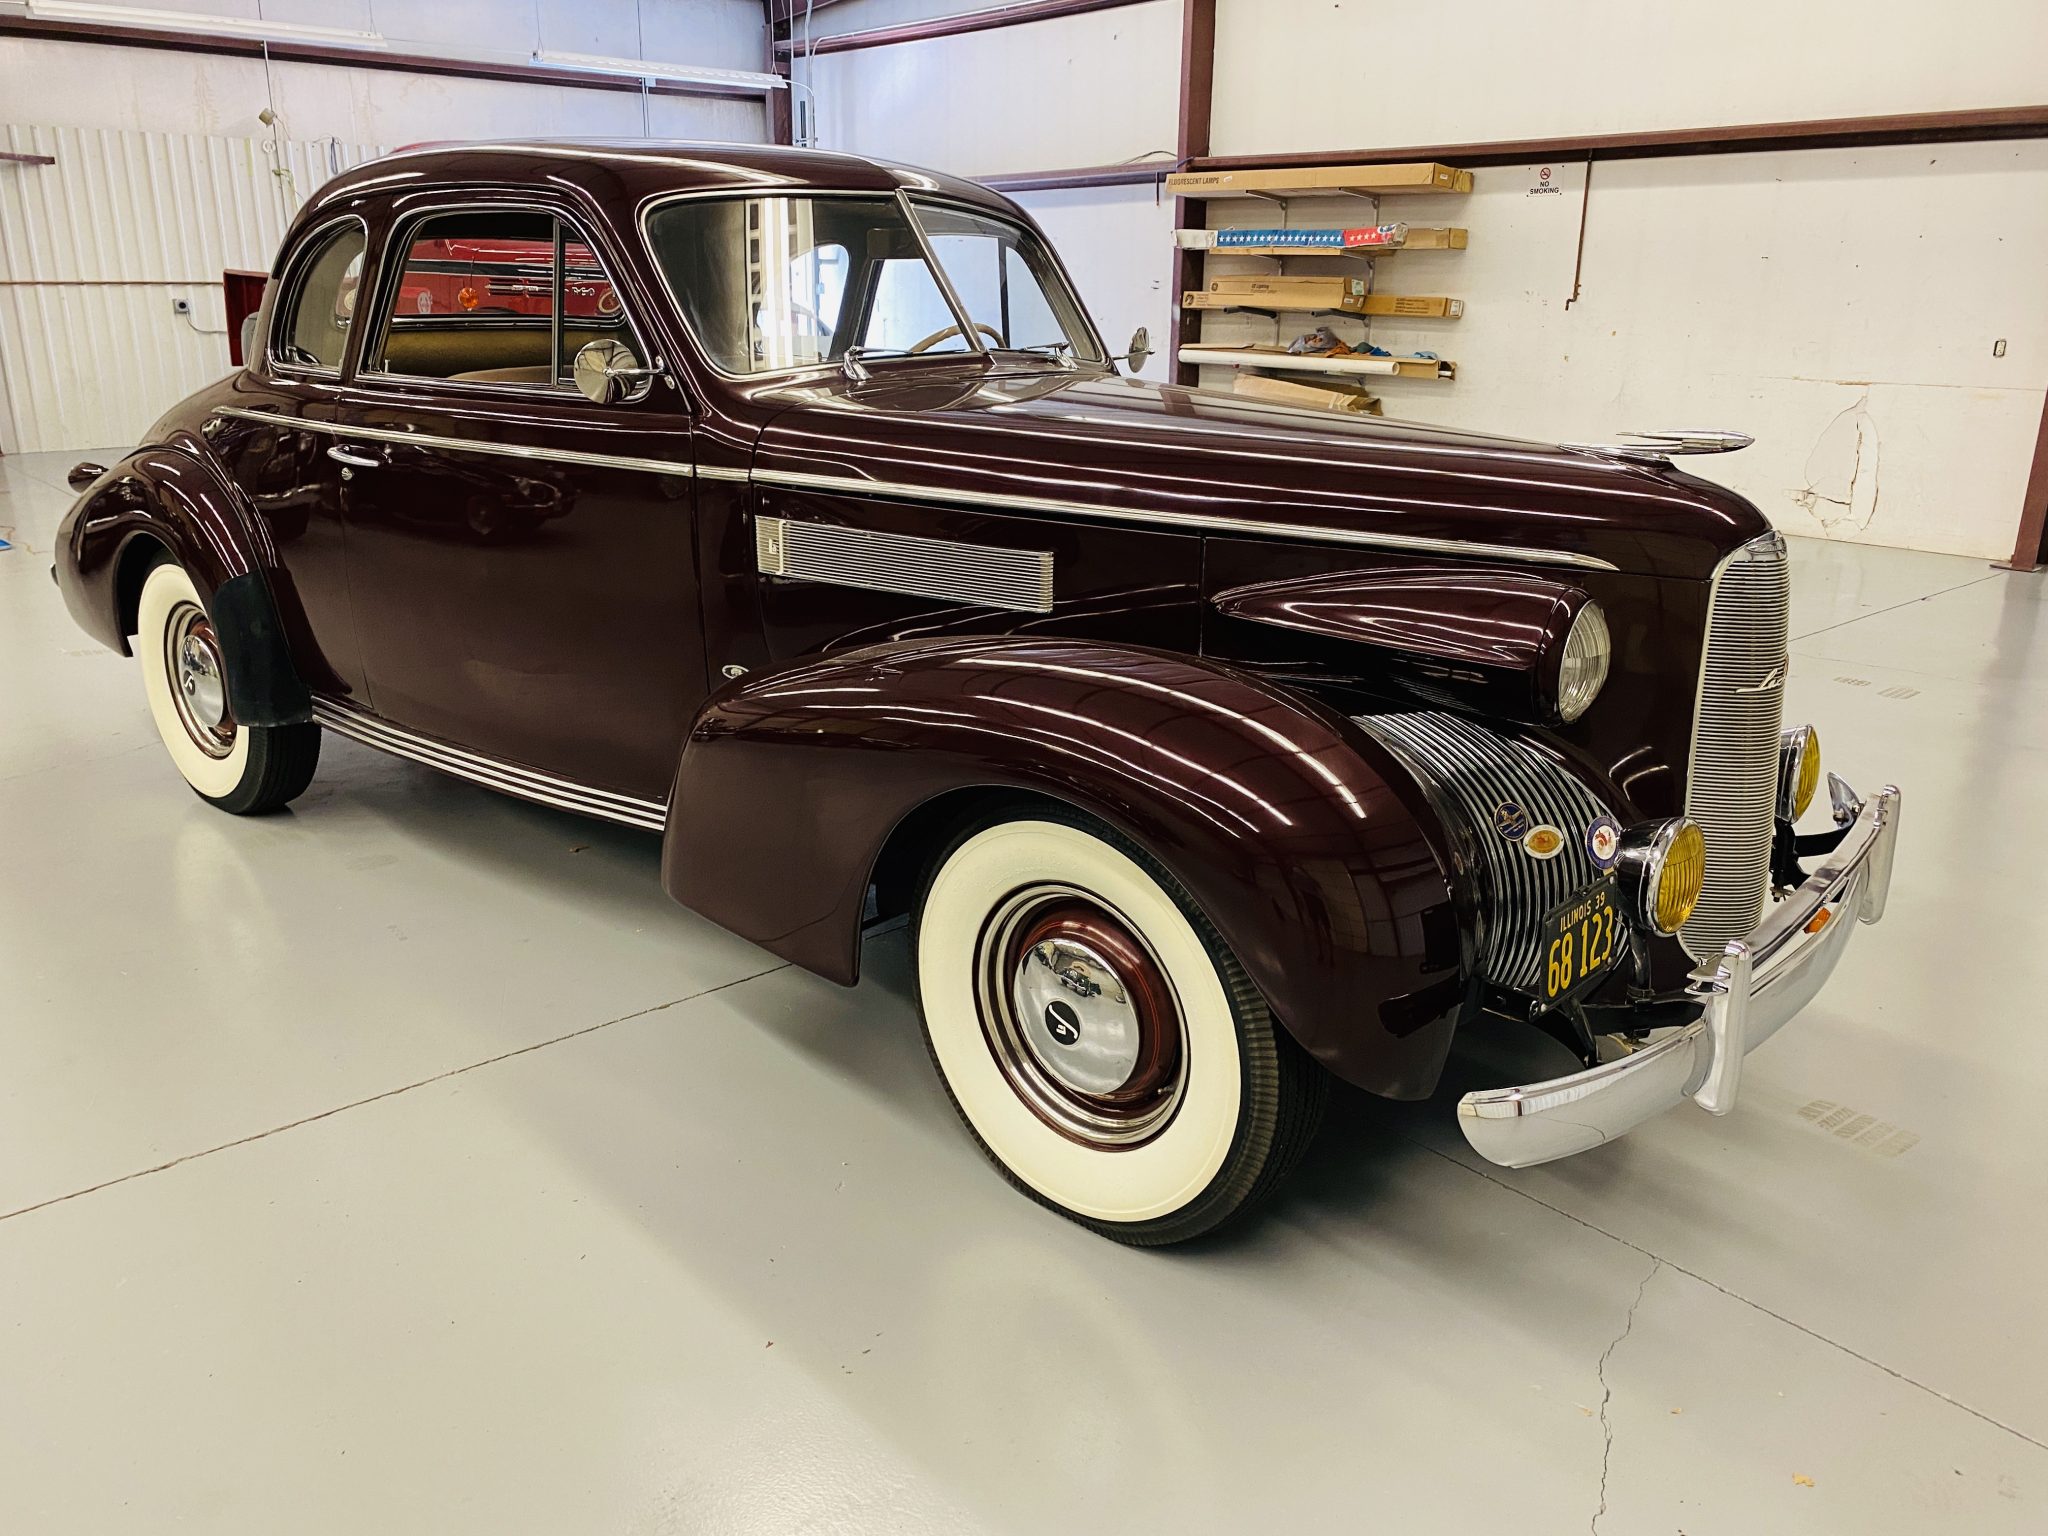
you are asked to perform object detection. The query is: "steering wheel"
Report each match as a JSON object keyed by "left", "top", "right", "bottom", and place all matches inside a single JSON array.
[{"left": 908, "top": 321, "right": 1005, "bottom": 354}]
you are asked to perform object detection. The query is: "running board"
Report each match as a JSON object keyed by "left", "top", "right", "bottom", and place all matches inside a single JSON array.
[{"left": 310, "top": 697, "right": 667, "bottom": 832}]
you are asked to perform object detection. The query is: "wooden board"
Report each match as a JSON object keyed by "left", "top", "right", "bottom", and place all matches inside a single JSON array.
[
  {"left": 1183, "top": 290, "right": 1465, "bottom": 319},
  {"left": 1231, "top": 374, "right": 1383, "bottom": 414},
  {"left": 1179, "top": 344, "right": 1457, "bottom": 381}
]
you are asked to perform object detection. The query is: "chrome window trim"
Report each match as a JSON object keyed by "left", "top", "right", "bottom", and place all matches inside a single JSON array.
[
  {"left": 904, "top": 191, "right": 1110, "bottom": 365},
  {"left": 264, "top": 212, "right": 371, "bottom": 382},
  {"left": 312, "top": 696, "right": 667, "bottom": 831},
  {"left": 895, "top": 187, "right": 991, "bottom": 362},
  {"left": 212, "top": 405, "right": 1616, "bottom": 565},
  {"left": 636, "top": 185, "right": 1110, "bottom": 384},
  {"left": 360, "top": 198, "right": 654, "bottom": 398}
]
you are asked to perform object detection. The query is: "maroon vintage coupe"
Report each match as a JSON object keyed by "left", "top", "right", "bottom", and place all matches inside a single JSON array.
[{"left": 53, "top": 141, "right": 1900, "bottom": 1243}]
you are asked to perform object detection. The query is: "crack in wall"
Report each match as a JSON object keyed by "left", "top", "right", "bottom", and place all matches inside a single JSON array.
[
  {"left": 1591, "top": 1257, "right": 1662, "bottom": 1535},
  {"left": 1792, "top": 389, "right": 1882, "bottom": 537}
]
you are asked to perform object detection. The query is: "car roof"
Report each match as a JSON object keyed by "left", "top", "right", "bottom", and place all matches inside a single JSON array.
[{"left": 305, "top": 138, "right": 1018, "bottom": 220}]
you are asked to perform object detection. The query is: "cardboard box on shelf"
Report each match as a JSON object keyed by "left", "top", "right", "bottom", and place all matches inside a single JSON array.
[
  {"left": 1166, "top": 162, "right": 1473, "bottom": 196},
  {"left": 1205, "top": 274, "right": 1371, "bottom": 300}
]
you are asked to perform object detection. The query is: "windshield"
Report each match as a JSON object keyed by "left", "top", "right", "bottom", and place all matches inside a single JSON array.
[{"left": 645, "top": 192, "right": 1102, "bottom": 375}]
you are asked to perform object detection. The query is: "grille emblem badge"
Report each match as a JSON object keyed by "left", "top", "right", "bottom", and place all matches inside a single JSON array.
[
  {"left": 1494, "top": 801, "right": 1531, "bottom": 840},
  {"left": 1523, "top": 825, "right": 1565, "bottom": 860},
  {"left": 1586, "top": 815, "right": 1622, "bottom": 871},
  {"left": 1733, "top": 664, "right": 1786, "bottom": 695}
]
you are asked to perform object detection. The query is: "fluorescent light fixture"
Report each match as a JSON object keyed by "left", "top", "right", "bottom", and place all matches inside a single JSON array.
[
  {"left": 533, "top": 48, "right": 786, "bottom": 92},
  {"left": 21, "top": 0, "right": 387, "bottom": 49}
]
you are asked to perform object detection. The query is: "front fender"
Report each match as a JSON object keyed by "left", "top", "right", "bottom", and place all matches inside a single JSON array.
[
  {"left": 55, "top": 445, "right": 310, "bottom": 725},
  {"left": 663, "top": 636, "right": 1473, "bottom": 1098}
]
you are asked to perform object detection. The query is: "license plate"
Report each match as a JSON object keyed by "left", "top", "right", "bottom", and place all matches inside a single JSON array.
[{"left": 1542, "top": 881, "right": 1622, "bottom": 1003}]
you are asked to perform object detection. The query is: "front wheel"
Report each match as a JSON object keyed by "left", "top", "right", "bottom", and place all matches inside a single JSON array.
[
  {"left": 914, "top": 812, "right": 1327, "bottom": 1245},
  {"left": 136, "top": 557, "right": 320, "bottom": 815}
]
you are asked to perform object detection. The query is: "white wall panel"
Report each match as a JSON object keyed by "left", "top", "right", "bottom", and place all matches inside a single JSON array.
[
  {"left": 1190, "top": 142, "right": 2048, "bottom": 560},
  {"left": 1210, "top": 0, "right": 2048, "bottom": 156},
  {"left": 0, "top": 125, "right": 383, "bottom": 453},
  {"left": 1013, "top": 184, "right": 1175, "bottom": 380},
  {"left": 808, "top": 1, "right": 1179, "bottom": 176}
]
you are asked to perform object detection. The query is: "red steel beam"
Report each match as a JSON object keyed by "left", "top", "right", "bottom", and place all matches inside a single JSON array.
[
  {"left": 773, "top": 0, "right": 1153, "bottom": 59},
  {"left": 1167, "top": 0, "right": 1215, "bottom": 388},
  {"left": 2003, "top": 394, "right": 2048, "bottom": 572},
  {"left": 981, "top": 103, "right": 2048, "bottom": 191},
  {"left": 0, "top": 15, "right": 772, "bottom": 102},
  {"left": 1189, "top": 103, "right": 2048, "bottom": 172}
]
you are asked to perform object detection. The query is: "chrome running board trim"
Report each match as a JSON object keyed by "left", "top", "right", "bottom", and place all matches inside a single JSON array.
[{"left": 311, "top": 696, "right": 667, "bottom": 831}]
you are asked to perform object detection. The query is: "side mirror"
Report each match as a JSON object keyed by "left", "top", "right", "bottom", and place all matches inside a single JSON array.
[
  {"left": 1121, "top": 326, "right": 1152, "bottom": 375},
  {"left": 572, "top": 338, "right": 659, "bottom": 405}
]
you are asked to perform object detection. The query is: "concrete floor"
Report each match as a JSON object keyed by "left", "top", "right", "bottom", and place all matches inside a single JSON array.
[{"left": 3, "top": 444, "right": 2045, "bottom": 1534}]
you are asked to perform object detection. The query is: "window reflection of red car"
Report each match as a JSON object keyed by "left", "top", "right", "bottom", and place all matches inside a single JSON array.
[{"left": 393, "top": 237, "right": 620, "bottom": 320}]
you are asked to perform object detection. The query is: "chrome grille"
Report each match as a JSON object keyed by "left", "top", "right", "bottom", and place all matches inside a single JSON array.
[
  {"left": 1681, "top": 531, "right": 1790, "bottom": 959},
  {"left": 1355, "top": 711, "right": 1624, "bottom": 994}
]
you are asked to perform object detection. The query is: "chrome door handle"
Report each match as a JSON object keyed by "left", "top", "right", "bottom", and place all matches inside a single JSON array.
[{"left": 326, "top": 444, "right": 383, "bottom": 469}]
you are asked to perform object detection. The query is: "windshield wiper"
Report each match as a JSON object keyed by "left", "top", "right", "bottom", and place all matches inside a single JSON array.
[{"left": 841, "top": 343, "right": 918, "bottom": 379}]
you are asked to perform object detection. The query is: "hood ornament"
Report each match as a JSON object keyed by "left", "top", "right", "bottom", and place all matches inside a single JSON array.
[{"left": 1563, "top": 429, "right": 1755, "bottom": 464}]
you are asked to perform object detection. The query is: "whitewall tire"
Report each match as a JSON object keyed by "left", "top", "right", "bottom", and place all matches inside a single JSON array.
[
  {"left": 915, "top": 810, "right": 1326, "bottom": 1244},
  {"left": 136, "top": 556, "right": 319, "bottom": 815}
]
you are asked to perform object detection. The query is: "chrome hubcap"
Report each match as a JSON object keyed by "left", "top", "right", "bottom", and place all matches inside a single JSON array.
[
  {"left": 165, "top": 602, "right": 235, "bottom": 757},
  {"left": 1012, "top": 932, "right": 1144, "bottom": 1097},
  {"left": 975, "top": 886, "right": 1186, "bottom": 1148}
]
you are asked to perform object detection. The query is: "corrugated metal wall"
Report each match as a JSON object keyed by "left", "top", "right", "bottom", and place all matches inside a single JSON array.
[{"left": 0, "top": 124, "right": 385, "bottom": 454}]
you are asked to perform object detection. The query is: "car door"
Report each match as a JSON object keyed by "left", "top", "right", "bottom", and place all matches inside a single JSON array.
[
  {"left": 330, "top": 199, "right": 706, "bottom": 804},
  {"left": 210, "top": 215, "right": 373, "bottom": 700}
]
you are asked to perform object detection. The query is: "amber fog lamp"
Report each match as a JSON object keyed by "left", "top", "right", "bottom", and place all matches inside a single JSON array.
[
  {"left": 1555, "top": 600, "right": 1611, "bottom": 722},
  {"left": 1779, "top": 724, "right": 1822, "bottom": 820},
  {"left": 1613, "top": 817, "right": 1706, "bottom": 935}
]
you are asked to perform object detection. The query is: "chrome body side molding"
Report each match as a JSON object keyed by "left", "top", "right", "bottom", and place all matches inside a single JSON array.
[
  {"left": 209, "top": 406, "right": 724, "bottom": 480},
  {"left": 756, "top": 515, "right": 1054, "bottom": 614},
  {"left": 753, "top": 466, "right": 1620, "bottom": 571},
  {"left": 210, "top": 406, "right": 1617, "bottom": 569},
  {"left": 311, "top": 696, "right": 667, "bottom": 831}
]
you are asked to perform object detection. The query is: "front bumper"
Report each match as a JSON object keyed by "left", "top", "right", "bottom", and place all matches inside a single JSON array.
[{"left": 1458, "top": 776, "right": 1902, "bottom": 1169}]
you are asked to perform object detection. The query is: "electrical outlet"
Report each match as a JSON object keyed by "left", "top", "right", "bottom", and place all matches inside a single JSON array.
[{"left": 172, "top": 297, "right": 192, "bottom": 316}]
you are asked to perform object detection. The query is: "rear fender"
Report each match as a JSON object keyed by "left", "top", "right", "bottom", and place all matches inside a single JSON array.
[
  {"left": 55, "top": 446, "right": 310, "bottom": 725},
  {"left": 663, "top": 636, "right": 1473, "bottom": 1098}
]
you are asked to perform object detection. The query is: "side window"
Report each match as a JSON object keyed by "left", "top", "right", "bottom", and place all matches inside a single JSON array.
[
  {"left": 375, "top": 210, "right": 559, "bottom": 385},
  {"left": 272, "top": 223, "right": 366, "bottom": 372}
]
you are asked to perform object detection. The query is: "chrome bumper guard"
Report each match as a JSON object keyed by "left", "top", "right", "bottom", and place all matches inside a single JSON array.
[{"left": 1458, "top": 777, "right": 1901, "bottom": 1169}]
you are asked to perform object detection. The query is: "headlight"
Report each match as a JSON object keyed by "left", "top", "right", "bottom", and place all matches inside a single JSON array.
[
  {"left": 1614, "top": 817, "right": 1706, "bottom": 935},
  {"left": 1779, "top": 725, "right": 1821, "bottom": 821},
  {"left": 1556, "top": 600, "right": 1610, "bottom": 723}
]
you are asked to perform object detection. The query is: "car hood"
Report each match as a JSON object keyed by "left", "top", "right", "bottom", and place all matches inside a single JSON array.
[{"left": 748, "top": 368, "right": 1770, "bottom": 580}]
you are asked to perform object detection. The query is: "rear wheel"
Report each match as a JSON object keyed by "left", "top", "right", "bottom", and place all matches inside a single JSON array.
[
  {"left": 914, "top": 811, "right": 1326, "bottom": 1245},
  {"left": 136, "top": 557, "right": 319, "bottom": 814}
]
